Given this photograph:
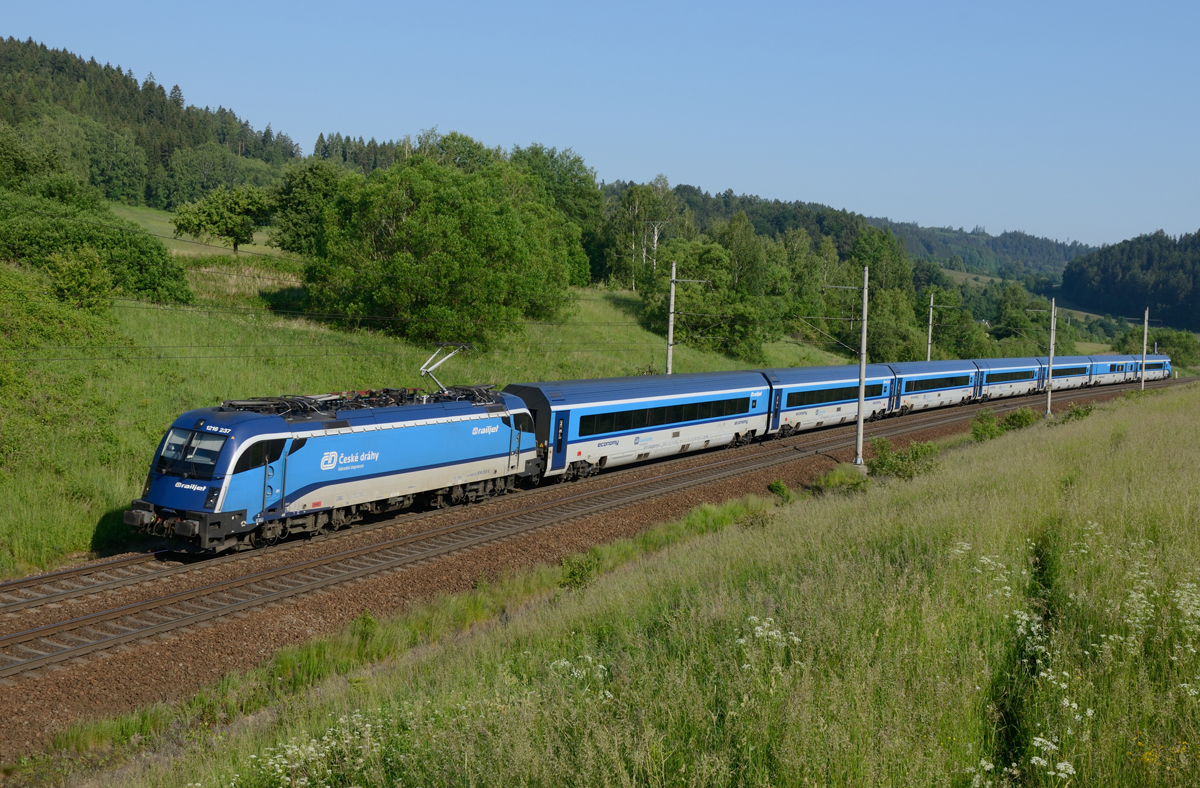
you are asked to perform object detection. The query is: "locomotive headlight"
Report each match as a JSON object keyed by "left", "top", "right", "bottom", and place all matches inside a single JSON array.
[{"left": 204, "top": 486, "right": 221, "bottom": 510}]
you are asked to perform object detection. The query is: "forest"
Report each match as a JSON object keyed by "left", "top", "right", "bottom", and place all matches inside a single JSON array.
[
  {"left": 1062, "top": 230, "right": 1200, "bottom": 331},
  {"left": 867, "top": 218, "right": 1093, "bottom": 281},
  {"left": 0, "top": 37, "right": 300, "bottom": 208},
  {"left": 1, "top": 36, "right": 1189, "bottom": 367}
]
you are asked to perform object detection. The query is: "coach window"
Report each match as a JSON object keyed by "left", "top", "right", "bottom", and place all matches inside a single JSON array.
[
  {"left": 905, "top": 375, "right": 971, "bottom": 394},
  {"left": 986, "top": 370, "right": 1034, "bottom": 384},
  {"left": 577, "top": 396, "right": 753, "bottom": 438},
  {"left": 595, "top": 412, "right": 615, "bottom": 435},
  {"left": 1051, "top": 367, "right": 1088, "bottom": 378}
]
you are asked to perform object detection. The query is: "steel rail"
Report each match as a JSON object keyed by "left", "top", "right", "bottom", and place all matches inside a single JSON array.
[
  {"left": 0, "top": 386, "right": 983, "bottom": 615},
  {"left": 0, "top": 378, "right": 1173, "bottom": 619},
  {"left": 0, "top": 436, "right": 865, "bottom": 678},
  {"left": 0, "top": 377, "right": 1175, "bottom": 680}
]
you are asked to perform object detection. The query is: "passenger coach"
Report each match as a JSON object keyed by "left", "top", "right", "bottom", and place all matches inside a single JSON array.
[
  {"left": 764, "top": 364, "right": 894, "bottom": 435},
  {"left": 885, "top": 361, "right": 978, "bottom": 414},
  {"left": 1139, "top": 354, "right": 1172, "bottom": 381},
  {"left": 1041, "top": 355, "right": 1093, "bottom": 391},
  {"left": 975, "top": 357, "right": 1041, "bottom": 400},
  {"left": 504, "top": 371, "right": 772, "bottom": 480}
]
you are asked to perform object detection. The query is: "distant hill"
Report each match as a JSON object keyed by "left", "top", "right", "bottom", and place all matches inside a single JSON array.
[
  {"left": 667, "top": 185, "right": 872, "bottom": 259},
  {"left": 608, "top": 181, "right": 1091, "bottom": 278},
  {"left": 1062, "top": 230, "right": 1200, "bottom": 329},
  {"left": 0, "top": 35, "right": 1109, "bottom": 288},
  {"left": 0, "top": 36, "right": 299, "bottom": 207},
  {"left": 866, "top": 219, "right": 1093, "bottom": 280}
]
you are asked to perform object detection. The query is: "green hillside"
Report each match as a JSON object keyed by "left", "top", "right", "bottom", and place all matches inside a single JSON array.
[
  {"left": 1062, "top": 229, "right": 1200, "bottom": 331},
  {"left": 0, "top": 260, "right": 845, "bottom": 578},
  {"left": 0, "top": 36, "right": 299, "bottom": 207},
  {"left": 108, "top": 202, "right": 281, "bottom": 258}
]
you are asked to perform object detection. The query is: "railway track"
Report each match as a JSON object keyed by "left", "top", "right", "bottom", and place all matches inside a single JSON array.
[
  {"left": 0, "top": 390, "right": 972, "bottom": 616},
  {"left": 0, "top": 379, "right": 1174, "bottom": 681}
]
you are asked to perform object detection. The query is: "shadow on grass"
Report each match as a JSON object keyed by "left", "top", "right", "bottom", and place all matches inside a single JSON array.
[
  {"left": 601, "top": 291, "right": 645, "bottom": 322},
  {"left": 89, "top": 507, "right": 162, "bottom": 558},
  {"left": 261, "top": 286, "right": 308, "bottom": 314}
]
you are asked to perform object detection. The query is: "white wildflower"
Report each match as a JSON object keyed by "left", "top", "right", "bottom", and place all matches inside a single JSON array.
[
  {"left": 1032, "top": 737, "right": 1059, "bottom": 752},
  {"left": 1030, "top": 756, "right": 1048, "bottom": 767}
]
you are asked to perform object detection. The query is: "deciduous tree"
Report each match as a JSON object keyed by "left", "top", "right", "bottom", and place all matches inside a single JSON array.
[{"left": 172, "top": 185, "right": 272, "bottom": 254}]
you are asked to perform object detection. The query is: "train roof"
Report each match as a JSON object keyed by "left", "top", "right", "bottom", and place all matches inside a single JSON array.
[
  {"left": 885, "top": 360, "right": 978, "bottom": 376},
  {"left": 504, "top": 370, "right": 770, "bottom": 410},
  {"left": 168, "top": 390, "right": 530, "bottom": 443},
  {"left": 973, "top": 356, "right": 1040, "bottom": 371},
  {"left": 760, "top": 364, "right": 894, "bottom": 385},
  {"left": 212, "top": 386, "right": 523, "bottom": 425},
  {"left": 1036, "top": 355, "right": 1092, "bottom": 367}
]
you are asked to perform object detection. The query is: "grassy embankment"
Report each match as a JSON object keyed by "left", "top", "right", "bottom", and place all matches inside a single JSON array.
[
  {"left": 40, "top": 383, "right": 1200, "bottom": 787},
  {"left": 0, "top": 242, "right": 845, "bottom": 578}
]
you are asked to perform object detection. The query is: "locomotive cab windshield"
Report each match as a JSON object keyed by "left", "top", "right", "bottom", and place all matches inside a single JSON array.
[{"left": 155, "top": 428, "right": 228, "bottom": 480}]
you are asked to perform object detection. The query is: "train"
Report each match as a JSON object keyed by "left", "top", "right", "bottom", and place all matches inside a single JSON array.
[{"left": 125, "top": 353, "right": 1172, "bottom": 553}]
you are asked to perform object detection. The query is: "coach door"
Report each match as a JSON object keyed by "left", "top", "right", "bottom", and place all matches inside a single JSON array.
[
  {"left": 973, "top": 372, "right": 985, "bottom": 399},
  {"left": 771, "top": 390, "right": 783, "bottom": 431},
  {"left": 261, "top": 438, "right": 288, "bottom": 519},
  {"left": 551, "top": 410, "right": 570, "bottom": 471},
  {"left": 890, "top": 379, "right": 903, "bottom": 412}
]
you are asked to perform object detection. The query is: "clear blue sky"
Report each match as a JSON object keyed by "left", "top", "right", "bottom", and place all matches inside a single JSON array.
[{"left": 6, "top": 0, "right": 1197, "bottom": 246}]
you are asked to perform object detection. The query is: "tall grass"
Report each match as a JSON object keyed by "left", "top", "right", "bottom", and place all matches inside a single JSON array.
[
  {"left": 78, "top": 382, "right": 1199, "bottom": 786},
  {"left": 50, "top": 496, "right": 773, "bottom": 755}
]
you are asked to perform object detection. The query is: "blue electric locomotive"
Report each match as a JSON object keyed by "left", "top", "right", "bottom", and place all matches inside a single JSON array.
[
  {"left": 127, "top": 353, "right": 1172, "bottom": 552},
  {"left": 125, "top": 387, "right": 541, "bottom": 552}
]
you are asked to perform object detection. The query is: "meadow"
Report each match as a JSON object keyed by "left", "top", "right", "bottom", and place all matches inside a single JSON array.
[
  {"left": 940, "top": 267, "right": 1003, "bottom": 286},
  {"left": 43, "top": 381, "right": 1200, "bottom": 787},
  {"left": 0, "top": 259, "right": 844, "bottom": 578},
  {"left": 107, "top": 203, "right": 282, "bottom": 259}
]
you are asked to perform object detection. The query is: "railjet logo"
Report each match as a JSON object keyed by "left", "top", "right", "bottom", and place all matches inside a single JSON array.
[
  {"left": 174, "top": 481, "right": 207, "bottom": 492},
  {"left": 320, "top": 452, "right": 338, "bottom": 470},
  {"left": 472, "top": 424, "right": 500, "bottom": 436}
]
